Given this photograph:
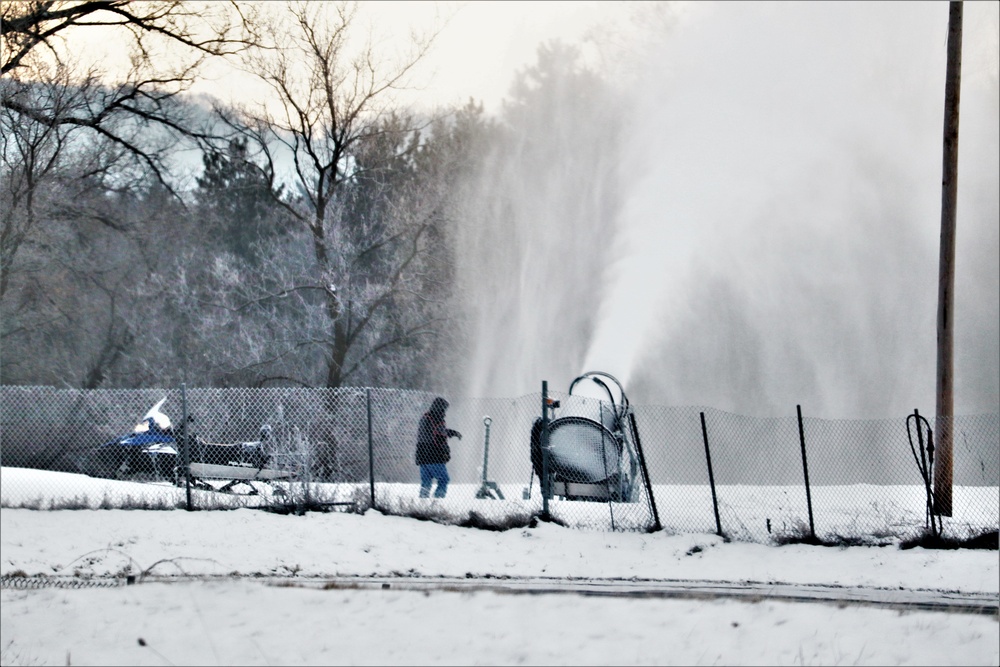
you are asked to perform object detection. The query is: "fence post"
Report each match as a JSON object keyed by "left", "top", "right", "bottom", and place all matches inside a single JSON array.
[
  {"left": 181, "top": 383, "right": 192, "bottom": 511},
  {"left": 796, "top": 404, "right": 816, "bottom": 540},
  {"left": 367, "top": 388, "right": 375, "bottom": 510},
  {"left": 700, "top": 412, "right": 723, "bottom": 537},
  {"left": 541, "top": 381, "right": 550, "bottom": 520},
  {"left": 628, "top": 411, "right": 661, "bottom": 532}
]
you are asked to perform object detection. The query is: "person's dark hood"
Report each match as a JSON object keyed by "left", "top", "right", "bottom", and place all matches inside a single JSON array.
[{"left": 429, "top": 397, "right": 449, "bottom": 418}]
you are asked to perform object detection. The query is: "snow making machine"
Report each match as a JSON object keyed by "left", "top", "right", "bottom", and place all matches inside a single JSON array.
[{"left": 530, "top": 371, "right": 653, "bottom": 505}]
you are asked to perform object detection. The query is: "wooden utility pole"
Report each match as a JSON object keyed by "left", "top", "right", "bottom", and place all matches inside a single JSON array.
[{"left": 935, "top": 0, "right": 963, "bottom": 517}]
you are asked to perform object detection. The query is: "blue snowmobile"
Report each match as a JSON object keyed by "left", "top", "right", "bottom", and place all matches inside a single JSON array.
[{"left": 84, "top": 398, "right": 294, "bottom": 493}]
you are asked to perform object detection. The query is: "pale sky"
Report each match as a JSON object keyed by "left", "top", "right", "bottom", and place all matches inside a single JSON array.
[
  {"left": 55, "top": 1, "right": 632, "bottom": 113},
  {"left": 68, "top": 1, "right": 997, "bottom": 116},
  {"left": 355, "top": 1, "right": 625, "bottom": 111},
  {"left": 58, "top": 1, "right": 996, "bottom": 114}
]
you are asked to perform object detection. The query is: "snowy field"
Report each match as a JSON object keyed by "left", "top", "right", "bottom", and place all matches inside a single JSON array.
[{"left": 1, "top": 467, "right": 998, "bottom": 666}]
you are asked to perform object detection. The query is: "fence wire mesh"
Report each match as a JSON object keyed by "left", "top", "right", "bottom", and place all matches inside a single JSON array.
[{"left": 1, "top": 386, "right": 997, "bottom": 543}]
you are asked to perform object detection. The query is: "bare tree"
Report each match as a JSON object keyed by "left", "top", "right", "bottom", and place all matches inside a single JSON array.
[
  {"left": 1, "top": 1, "right": 260, "bottom": 386},
  {"left": 216, "top": 1, "right": 447, "bottom": 388},
  {"left": 0, "top": 59, "right": 149, "bottom": 299},
  {"left": 2, "top": 1, "right": 254, "bottom": 76},
  {"left": 2, "top": 1, "right": 258, "bottom": 191}
]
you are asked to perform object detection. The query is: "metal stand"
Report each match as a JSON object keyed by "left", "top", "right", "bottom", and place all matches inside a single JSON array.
[{"left": 475, "top": 416, "right": 504, "bottom": 499}]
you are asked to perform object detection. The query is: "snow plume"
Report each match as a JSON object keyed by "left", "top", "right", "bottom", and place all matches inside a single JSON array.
[
  {"left": 450, "top": 41, "right": 629, "bottom": 400},
  {"left": 455, "top": 2, "right": 999, "bottom": 417}
]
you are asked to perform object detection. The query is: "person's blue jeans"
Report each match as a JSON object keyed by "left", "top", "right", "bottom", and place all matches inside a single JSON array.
[{"left": 419, "top": 463, "right": 449, "bottom": 498}]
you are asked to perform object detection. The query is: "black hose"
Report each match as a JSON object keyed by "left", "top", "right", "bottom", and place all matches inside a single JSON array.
[{"left": 906, "top": 410, "right": 939, "bottom": 536}]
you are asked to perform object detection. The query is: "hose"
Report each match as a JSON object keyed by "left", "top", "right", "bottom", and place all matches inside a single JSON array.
[{"left": 906, "top": 410, "right": 939, "bottom": 537}]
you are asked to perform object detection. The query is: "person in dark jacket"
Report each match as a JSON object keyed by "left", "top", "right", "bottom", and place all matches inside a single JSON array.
[{"left": 415, "top": 397, "right": 462, "bottom": 498}]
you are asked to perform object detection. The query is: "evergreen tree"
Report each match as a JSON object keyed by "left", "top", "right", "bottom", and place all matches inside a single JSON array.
[{"left": 196, "top": 138, "right": 288, "bottom": 264}]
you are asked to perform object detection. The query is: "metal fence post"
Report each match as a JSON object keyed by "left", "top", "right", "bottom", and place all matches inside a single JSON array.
[
  {"left": 797, "top": 404, "right": 816, "bottom": 540},
  {"left": 181, "top": 383, "right": 192, "bottom": 511},
  {"left": 367, "top": 388, "right": 375, "bottom": 510},
  {"left": 700, "top": 411, "right": 723, "bottom": 537},
  {"left": 628, "top": 411, "right": 661, "bottom": 532},
  {"left": 541, "top": 381, "right": 550, "bottom": 520}
]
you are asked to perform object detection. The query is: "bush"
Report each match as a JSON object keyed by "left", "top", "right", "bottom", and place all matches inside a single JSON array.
[{"left": 900, "top": 528, "right": 999, "bottom": 551}]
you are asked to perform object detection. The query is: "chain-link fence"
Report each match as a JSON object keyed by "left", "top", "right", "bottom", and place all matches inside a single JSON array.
[{"left": 1, "top": 385, "right": 997, "bottom": 543}]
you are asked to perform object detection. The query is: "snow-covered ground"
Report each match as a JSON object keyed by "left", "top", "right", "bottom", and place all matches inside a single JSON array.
[{"left": 1, "top": 467, "right": 998, "bottom": 666}]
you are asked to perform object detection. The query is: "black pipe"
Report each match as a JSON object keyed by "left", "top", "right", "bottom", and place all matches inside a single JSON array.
[
  {"left": 796, "top": 405, "right": 816, "bottom": 540},
  {"left": 367, "top": 389, "right": 375, "bottom": 510},
  {"left": 915, "top": 409, "right": 929, "bottom": 483},
  {"left": 908, "top": 409, "right": 939, "bottom": 536},
  {"left": 628, "top": 411, "right": 661, "bottom": 532},
  {"left": 181, "top": 384, "right": 192, "bottom": 511},
  {"left": 700, "top": 412, "right": 723, "bottom": 537},
  {"left": 926, "top": 429, "right": 938, "bottom": 536}
]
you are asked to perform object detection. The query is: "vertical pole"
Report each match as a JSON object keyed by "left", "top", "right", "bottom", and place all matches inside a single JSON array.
[
  {"left": 797, "top": 405, "right": 815, "bottom": 540},
  {"left": 598, "top": 403, "right": 616, "bottom": 531},
  {"left": 181, "top": 384, "right": 192, "bottom": 511},
  {"left": 629, "top": 411, "right": 661, "bottom": 532},
  {"left": 367, "top": 389, "right": 375, "bottom": 510},
  {"left": 700, "top": 412, "right": 723, "bottom": 537},
  {"left": 541, "top": 381, "right": 550, "bottom": 520},
  {"left": 935, "top": 0, "right": 962, "bottom": 517},
  {"left": 482, "top": 417, "right": 491, "bottom": 485}
]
